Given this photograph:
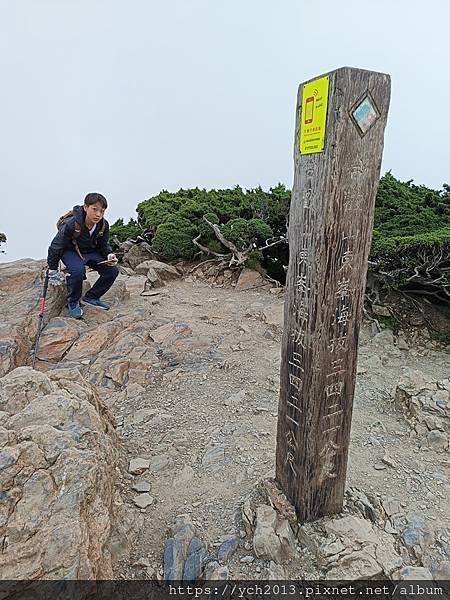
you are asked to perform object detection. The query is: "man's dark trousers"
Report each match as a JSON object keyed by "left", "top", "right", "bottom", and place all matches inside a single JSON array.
[{"left": 62, "top": 250, "right": 119, "bottom": 305}]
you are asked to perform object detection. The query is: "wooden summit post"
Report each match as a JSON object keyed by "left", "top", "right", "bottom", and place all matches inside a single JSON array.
[{"left": 275, "top": 67, "right": 391, "bottom": 522}]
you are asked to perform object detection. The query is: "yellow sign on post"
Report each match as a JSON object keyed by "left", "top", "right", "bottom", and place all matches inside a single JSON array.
[{"left": 299, "top": 76, "right": 329, "bottom": 155}]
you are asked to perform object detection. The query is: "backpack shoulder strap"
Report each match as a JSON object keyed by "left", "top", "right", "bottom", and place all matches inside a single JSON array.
[
  {"left": 73, "top": 221, "right": 82, "bottom": 239},
  {"left": 56, "top": 211, "right": 84, "bottom": 258},
  {"left": 97, "top": 220, "right": 107, "bottom": 237}
]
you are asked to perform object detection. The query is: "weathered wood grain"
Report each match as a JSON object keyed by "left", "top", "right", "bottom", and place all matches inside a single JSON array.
[{"left": 275, "top": 67, "right": 391, "bottom": 522}]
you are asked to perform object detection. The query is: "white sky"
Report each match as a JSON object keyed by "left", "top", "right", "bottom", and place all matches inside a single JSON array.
[{"left": 1, "top": 0, "right": 449, "bottom": 261}]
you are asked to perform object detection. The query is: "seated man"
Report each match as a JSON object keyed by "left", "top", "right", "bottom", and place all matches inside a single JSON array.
[{"left": 47, "top": 192, "right": 119, "bottom": 318}]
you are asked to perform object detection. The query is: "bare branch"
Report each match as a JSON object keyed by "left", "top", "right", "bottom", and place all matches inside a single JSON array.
[
  {"left": 188, "top": 258, "right": 227, "bottom": 274},
  {"left": 192, "top": 234, "right": 230, "bottom": 258},
  {"left": 202, "top": 217, "right": 248, "bottom": 265},
  {"left": 257, "top": 237, "right": 287, "bottom": 251}
]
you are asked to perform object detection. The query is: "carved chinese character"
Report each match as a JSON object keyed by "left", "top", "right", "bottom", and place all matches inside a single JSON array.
[
  {"left": 335, "top": 277, "right": 351, "bottom": 299},
  {"left": 322, "top": 423, "right": 341, "bottom": 435},
  {"left": 349, "top": 157, "right": 366, "bottom": 179},
  {"left": 328, "top": 336, "right": 348, "bottom": 353},
  {"left": 291, "top": 328, "right": 309, "bottom": 349},
  {"left": 286, "top": 429, "right": 298, "bottom": 451},
  {"left": 293, "top": 298, "right": 309, "bottom": 323},
  {"left": 298, "top": 249, "right": 309, "bottom": 264},
  {"left": 324, "top": 407, "right": 343, "bottom": 418},
  {"left": 285, "top": 451, "right": 297, "bottom": 475},
  {"left": 336, "top": 305, "right": 351, "bottom": 326},
  {"left": 289, "top": 350, "right": 304, "bottom": 372},
  {"left": 326, "top": 357, "right": 347, "bottom": 378},
  {"left": 289, "top": 373, "right": 302, "bottom": 391},
  {"left": 325, "top": 381, "right": 344, "bottom": 398},
  {"left": 319, "top": 439, "right": 339, "bottom": 456},
  {"left": 340, "top": 249, "right": 354, "bottom": 269},
  {"left": 287, "top": 399, "right": 301, "bottom": 414},
  {"left": 286, "top": 414, "right": 300, "bottom": 428},
  {"left": 296, "top": 273, "right": 310, "bottom": 295},
  {"left": 302, "top": 188, "right": 313, "bottom": 208}
]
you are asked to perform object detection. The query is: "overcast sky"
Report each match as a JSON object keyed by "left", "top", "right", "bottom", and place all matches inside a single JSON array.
[{"left": 1, "top": 0, "right": 449, "bottom": 262}]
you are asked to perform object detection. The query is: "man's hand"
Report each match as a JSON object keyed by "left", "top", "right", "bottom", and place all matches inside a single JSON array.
[
  {"left": 106, "top": 253, "right": 119, "bottom": 266},
  {"left": 48, "top": 269, "right": 66, "bottom": 286}
]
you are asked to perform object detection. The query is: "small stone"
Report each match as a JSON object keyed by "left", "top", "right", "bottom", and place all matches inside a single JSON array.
[
  {"left": 164, "top": 538, "right": 184, "bottom": 581},
  {"left": 373, "top": 329, "right": 395, "bottom": 346},
  {"left": 266, "top": 561, "right": 286, "bottom": 579},
  {"left": 132, "top": 493, "right": 155, "bottom": 509},
  {"left": 129, "top": 458, "right": 150, "bottom": 475},
  {"left": 132, "top": 481, "right": 151, "bottom": 493},
  {"left": 134, "top": 557, "right": 151, "bottom": 568},
  {"left": 183, "top": 537, "right": 207, "bottom": 581},
  {"left": 401, "top": 514, "right": 434, "bottom": 549},
  {"left": 384, "top": 521, "right": 398, "bottom": 535},
  {"left": 145, "top": 566, "right": 156, "bottom": 579},
  {"left": 426, "top": 430, "right": 448, "bottom": 452},
  {"left": 240, "top": 555, "right": 255, "bottom": 564},
  {"left": 381, "top": 454, "right": 396, "bottom": 467},
  {"left": 432, "top": 560, "right": 450, "bottom": 580},
  {"left": 372, "top": 304, "right": 391, "bottom": 317},
  {"left": 374, "top": 463, "right": 387, "bottom": 470},
  {"left": 396, "top": 336, "right": 409, "bottom": 351},
  {"left": 203, "top": 561, "right": 229, "bottom": 580},
  {"left": 218, "top": 537, "right": 240, "bottom": 564},
  {"left": 394, "top": 566, "right": 433, "bottom": 580}
]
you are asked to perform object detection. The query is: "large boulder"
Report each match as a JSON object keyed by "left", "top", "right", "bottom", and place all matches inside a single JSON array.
[
  {"left": 64, "top": 321, "right": 124, "bottom": 361},
  {"left": 235, "top": 268, "right": 267, "bottom": 291},
  {"left": 35, "top": 317, "right": 86, "bottom": 362},
  {"left": 0, "top": 260, "right": 66, "bottom": 376},
  {"left": 121, "top": 242, "right": 155, "bottom": 270},
  {"left": 138, "top": 260, "right": 182, "bottom": 289},
  {"left": 320, "top": 515, "right": 403, "bottom": 579},
  {"left": 0, "top": 366, "right": 118, "bottom": 579}
]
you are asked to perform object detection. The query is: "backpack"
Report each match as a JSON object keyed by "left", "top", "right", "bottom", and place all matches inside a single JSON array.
[{"left": 57, "top": 211, "right": 106, "bottom": 258}]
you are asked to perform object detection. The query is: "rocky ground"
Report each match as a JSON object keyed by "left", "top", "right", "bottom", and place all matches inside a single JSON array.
[{"left": 0, "top": 258, "right": 449, "bottom": 581}]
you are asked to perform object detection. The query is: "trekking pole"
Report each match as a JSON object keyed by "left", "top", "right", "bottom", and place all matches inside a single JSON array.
[{"left": 32, "top": 268, "right": 50, "bottom": 368}]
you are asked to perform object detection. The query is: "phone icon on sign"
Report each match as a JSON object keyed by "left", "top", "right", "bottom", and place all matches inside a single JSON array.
[{"left": 305, "top": 96, "right": 314, "bottom": 124}]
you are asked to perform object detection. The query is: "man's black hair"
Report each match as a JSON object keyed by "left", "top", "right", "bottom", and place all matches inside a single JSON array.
[{"left": 84, "top": 193, "right": 108, "bottom": 209}]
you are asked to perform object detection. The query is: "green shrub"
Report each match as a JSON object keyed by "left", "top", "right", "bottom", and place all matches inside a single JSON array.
[
  {"left": 374, "top": 174, "right": 449, "bottom": 239},
  {"left": 111, "top": 174, "right": 448, "bottom": 300},
  {"left": 134, "top": 184, "right": 289, "bottom": 263},
  {"left": 369, "top": 174, "right": 450, "bottom": 301},
  {"left": 151, "top": 216, "right": 198, "bottom": 261},
  {"left": 246, "top": 249, "right": 265, "bottom": 272},
  {"left": 110, "top": 218, "right": 141, "bottom": 243}
]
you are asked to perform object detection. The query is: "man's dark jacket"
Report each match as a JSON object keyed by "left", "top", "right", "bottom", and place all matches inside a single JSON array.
[{"left": 47, "top": 205, "right": 113, "bottom": 270}]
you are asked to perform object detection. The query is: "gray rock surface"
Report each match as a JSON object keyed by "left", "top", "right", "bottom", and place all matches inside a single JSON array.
[
  {"left": 0, "top": 366, "right": 118, "bottom": 579},
  {"left": 122, "top": 243, "right": 155, "bottom": 270},
  {"left": 252, "top": 504, "right": 296, "bottom": 564}
]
